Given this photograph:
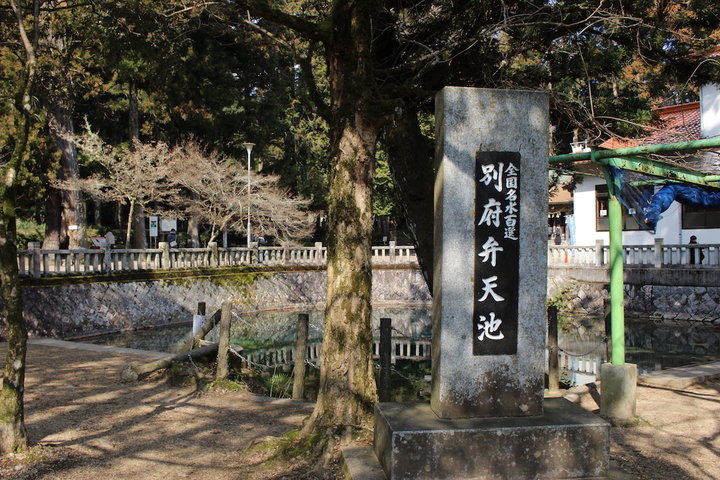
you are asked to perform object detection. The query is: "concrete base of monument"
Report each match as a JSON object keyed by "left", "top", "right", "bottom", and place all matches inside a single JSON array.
[
  {"left": 341, "top": 446, "right": 636, "bottom": 480},
  {"left": 359, "top": 398, "right": 611, "bottom": 480}
]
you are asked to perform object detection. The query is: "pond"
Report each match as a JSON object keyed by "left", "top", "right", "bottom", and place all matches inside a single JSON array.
[
  {"left": 73, "top": 304, "right": 433, "bottom": 354},
  {"left": 73, "top": 307, "right": 719, "bottom": 388}
]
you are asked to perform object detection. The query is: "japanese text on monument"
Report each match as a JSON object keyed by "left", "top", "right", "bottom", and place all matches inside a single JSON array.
[{"left": 473, "top": 151, "right": 520, "bottom": 355}]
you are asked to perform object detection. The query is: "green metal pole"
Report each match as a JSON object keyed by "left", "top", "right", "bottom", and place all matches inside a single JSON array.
[
  {"left": 549, "top": 136, "right": 720, "bottom": 164},
  {"left": 604, "top": 166, "right": 626, "bottom": 365}
]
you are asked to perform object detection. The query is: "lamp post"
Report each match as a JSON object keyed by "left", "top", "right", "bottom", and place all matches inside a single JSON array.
[{"left": 244, "top": 142, "right": 255, "bottom": 247}]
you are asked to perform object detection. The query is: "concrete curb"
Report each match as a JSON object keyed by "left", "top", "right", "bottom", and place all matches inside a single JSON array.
[{"left": 638, "top": 361, "right": 720, "bottom": 389}]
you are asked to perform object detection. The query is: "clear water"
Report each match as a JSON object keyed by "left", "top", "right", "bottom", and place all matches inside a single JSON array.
[
  {"left": 75, "top": 307, "right": 719, "bottom": 379},
  {"left": 74, "top": 305, "right": 432, "bottom": 354}
]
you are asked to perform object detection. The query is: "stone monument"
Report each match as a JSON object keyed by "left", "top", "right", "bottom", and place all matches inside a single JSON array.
[{"left": 344, "top": 87, "right": 610, "bottom": 480}]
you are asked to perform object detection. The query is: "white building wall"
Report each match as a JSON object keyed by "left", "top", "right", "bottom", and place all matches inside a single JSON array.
[
  {"left": 701, "top": 83, "right": 720, "bottom": 138},
  {"left": 571, "top": 175, "right": 720, "bottom": 246}
]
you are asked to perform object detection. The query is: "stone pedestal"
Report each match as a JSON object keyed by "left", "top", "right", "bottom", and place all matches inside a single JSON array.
[{"left": 374, "top": 398, "right": 609, "bottom": 480}]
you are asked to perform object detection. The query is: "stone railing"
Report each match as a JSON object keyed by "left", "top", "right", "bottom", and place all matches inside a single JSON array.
[
  {"left": 548, "top": 239, "right": 720, "bottom": 268},
  {"left": 240, "top": 337, "right": 433, "bottom": 369},
  {"left": 17, "top": 241, "right": 418, "bottom": 278}
]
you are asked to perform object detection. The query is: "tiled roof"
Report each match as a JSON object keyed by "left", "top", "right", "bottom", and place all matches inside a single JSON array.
[{"left": 599, "top": 102, "right": 701, "bottom": 149}]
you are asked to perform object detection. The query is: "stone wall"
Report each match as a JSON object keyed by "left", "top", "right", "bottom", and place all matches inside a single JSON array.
[
  {"left": 17, "top": 266, "right": 431, "bottom": 339},
  {"left": 548, "top": 269, "right": 720, "bottom": 355}
]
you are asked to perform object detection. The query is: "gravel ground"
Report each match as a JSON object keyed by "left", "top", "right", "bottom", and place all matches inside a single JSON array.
[{"left": 0, "top": 341, "right": 718, "bottom": 479}]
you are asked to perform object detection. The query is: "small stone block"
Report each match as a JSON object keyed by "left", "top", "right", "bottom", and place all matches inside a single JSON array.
[
  {"left": 600, "top": 363, "right": 637, "bottom": 419},
  {"left": 375, "top": 398, "right": 609, "bottom": 480},
  {"left": 341, "top": 446, "right": 387, "bottom": 480}
]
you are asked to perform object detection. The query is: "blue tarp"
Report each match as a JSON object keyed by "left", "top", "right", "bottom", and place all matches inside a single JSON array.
[{"left": 644, "top": 184, "right": 720, "bottom": 230}]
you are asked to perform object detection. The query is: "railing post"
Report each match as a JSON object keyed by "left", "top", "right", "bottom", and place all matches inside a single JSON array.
[
  {"left": 292, "top": 313, "right": 309, "bottom": 401},
  {"left": 547, "top": 305, "right": 559, "bottom": 393},
  {"left": 379, "top": 317, "right": 392, "bottom": 402},
  {"left": 594, "top": 239, "right": 604, "bottom": 266},
  {"left": 209, "top": 241, "right": 219, "bottom": 267},
  {"left": 250, "top": 241, "right": 258, "bottom": 265},
  {"left": 654, "top": 238, "right": 664, "bottom": 268},
  {"left": 160, "top": 242, "right": 170, "bottom": 269},
  {"left": 28, "top": 242, "right": 41, "bottom": 279},
  {"left": 389, "top": 240, "right": 396, "bottom": 263},
  {"left": 315, "top": 242, "right": 323, "bottom": 264},
  {"left": 103, "top": 246, "right": 112, "bottom": 274},
  {"left": 216, "top": 301, "right": 232, "bottom": 380}
]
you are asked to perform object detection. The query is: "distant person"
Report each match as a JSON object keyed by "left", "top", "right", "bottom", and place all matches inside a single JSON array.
[
  {"left": 104, "top": 230, "right": 115, "bottom": 248},
  {"left": 251, "top": 231, "right": 267, "bottom": 246},
  {"left": 168, "top": 229, "right": 178, "bottom": 248},
  {"left": 553, "top": 227, "right": 562, "bottom": 245},
  {"left": 689, "top": 235, "right": 705, "bottom": 264}
]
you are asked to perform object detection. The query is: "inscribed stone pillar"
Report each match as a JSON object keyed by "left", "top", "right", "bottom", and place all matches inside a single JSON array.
[{"left": 431, "top": 87, "right": 549, "bottom": 418}]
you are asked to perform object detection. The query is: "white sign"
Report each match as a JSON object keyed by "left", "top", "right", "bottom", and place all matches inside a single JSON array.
[
  {"left": 149, "top": 216, "right": 159, "bottom": 237},
  {"left": 160, "top": 218, "right": 178, "bottom": 232}
]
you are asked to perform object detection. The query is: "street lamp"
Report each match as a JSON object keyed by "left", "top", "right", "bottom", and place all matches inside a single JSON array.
[{"left": 244, "top": 142, "right": 255, "bottom": 247}]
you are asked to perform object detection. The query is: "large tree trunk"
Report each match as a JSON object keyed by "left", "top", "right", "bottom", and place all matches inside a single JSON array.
[
  {"left": 48, "top": 103, "right": 87, "bottom": 249},
  {"left": 302, "top": 1, "right": 378, "bottom": 436},
  {"left": 188, "top": 217, "right": 200, "bottom": 247},
  {"left": 128, "top": 80, "right": 146, "bottom": 248},
  {"left": 0, "top": 0, "right": 34, "bottom": 453},
  {"left": 42, "top": 187, "right": 63, "bottom": 249},
  {"left": 131, "top": 204, "right": 147, "bottom": 248},
  {"left": 384, "top": 104, "right": 435, "bottom": 292}
]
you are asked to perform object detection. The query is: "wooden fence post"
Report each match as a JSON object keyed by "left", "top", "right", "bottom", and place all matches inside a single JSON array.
[
  {"left": 379, "top": 317, "right": 392, "bottom": 402},
  {"left": 292, "top": 313, "right": 309, "bottom": 400},
  {"left": 216, "top": 301, "right": 232, "bottom": 380},
  {"left": 547, "top": 305, "right": 560, "bottom": 393}
]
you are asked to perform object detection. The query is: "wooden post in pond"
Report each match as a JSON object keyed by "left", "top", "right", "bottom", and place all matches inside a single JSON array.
[
  {"left": 547, "top": 305, "right": 560, "bottom": 393},
  {"left": 216, "top": 302, "right": 232, "bottom": 380},
  {"left": 193, "top": 302, "right": 206, "bottom": 336},
  {"left": 379, "top": 317, "right": 392, "bottom": 402},
  {"left": 292, "top": 313, "right": 309, "bottom": 400}
]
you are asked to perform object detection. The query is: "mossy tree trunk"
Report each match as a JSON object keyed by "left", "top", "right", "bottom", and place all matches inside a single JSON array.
[
  {"left": 301, "top": 1, "right": 380, "bottom": 435},
  {"left": 0, "top": 0, "right": 36, "bottom": 454}
]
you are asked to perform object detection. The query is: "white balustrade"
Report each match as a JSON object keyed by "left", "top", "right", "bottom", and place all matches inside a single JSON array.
[{"left": 16, "top": 243, "right": 419, "bottom": 278}]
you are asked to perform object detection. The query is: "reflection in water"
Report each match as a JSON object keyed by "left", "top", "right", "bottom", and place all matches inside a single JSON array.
[
  {"left": 75, "top": 308, "right": 718, "bottom": 385},
  {"left": 559, "top": 313, "right": 720, "bottom": 385},
  {"left": 76, "top": 305, "right": 433, "bottom": 354}
]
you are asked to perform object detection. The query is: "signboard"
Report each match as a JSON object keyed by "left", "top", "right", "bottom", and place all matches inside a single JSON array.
[
  {"left": 473, "top": 151, "right": 520, "bottom": 356},
  {"left": 149, "top": 216, "right": 159, "bottom": 237},
  {"left": 160, "top": 218, "right": 177, "bottom": 232}
]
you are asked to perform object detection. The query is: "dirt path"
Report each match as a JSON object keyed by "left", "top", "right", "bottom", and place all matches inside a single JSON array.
[
  {"left": 1, "top": 341, "right": 720, "bottom": 479},
  {"left": 608, "top": 382, "right": 720, "bottom": 479},
  {"left": 3, "top": 342, "right": 314, "bottom": 480}
]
